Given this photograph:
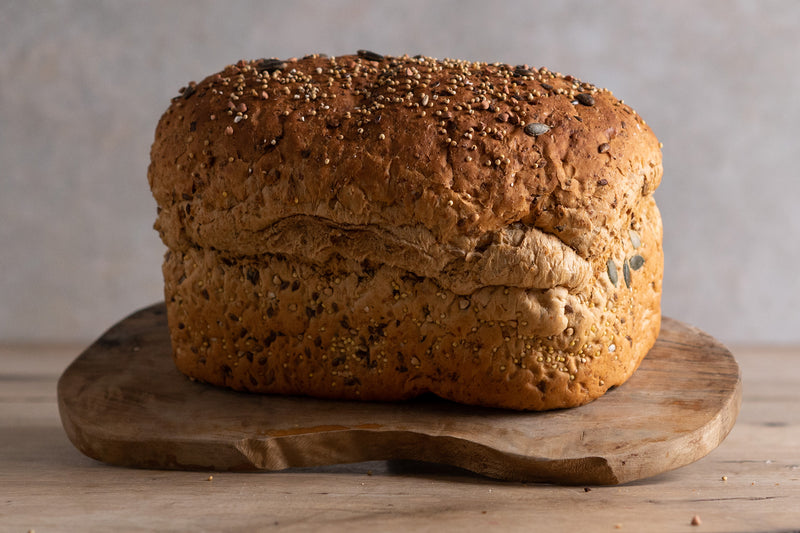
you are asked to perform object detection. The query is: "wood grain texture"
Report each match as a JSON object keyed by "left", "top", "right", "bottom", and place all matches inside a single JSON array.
[
  {"left": 3, "top": 343, "right": 799, "bottom": 532},
  {"left": 57, "top": 303, "right": 741, "bottom": 486}
]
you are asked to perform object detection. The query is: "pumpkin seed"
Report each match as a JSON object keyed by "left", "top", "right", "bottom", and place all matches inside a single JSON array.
[
  {"left": 629, "top": 229, "right": 642, "bottom": 249},
  {"left": 524, "top": 123, "right": 550, "bottom": 137},
  {"left": 357, "top": 49, "right": 384, "bottom": 61},
  {"left": 630, "top": 254, "right": 645, "bottom": 270},
  {"left": 623, "top": 259, "right": 632, "bottom": 288},
  {"left": 256, "top": 58, "right": 286, "bottom": 73},
  {"left": 606, "top": 260, "right": 618, "bottom": 287},
  {"left": 514, "top": 65, "right": 535, "bottom": 77},
  {"left": 575, "top": 93, "right": 595, "bottom": 106}
]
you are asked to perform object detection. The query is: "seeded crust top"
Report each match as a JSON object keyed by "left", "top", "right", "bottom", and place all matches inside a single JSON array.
[{"left": 148, "top": 51, "right": 662, "bottom": 277}]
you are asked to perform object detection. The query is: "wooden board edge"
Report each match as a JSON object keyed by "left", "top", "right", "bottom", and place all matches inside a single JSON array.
[{"left": 56, "top": 303, "right": 743, "bottom": 486}]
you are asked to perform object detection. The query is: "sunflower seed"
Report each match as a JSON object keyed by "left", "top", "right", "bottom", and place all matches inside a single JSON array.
[
  {"left": 524, "top": 122, "right": 550, "bottom": 137},
  {"left": 630, "top": 255, "right": 645, "bottom": 270},
  {"left": 607, "top": 260, "right": 618, "bottom": 287}
]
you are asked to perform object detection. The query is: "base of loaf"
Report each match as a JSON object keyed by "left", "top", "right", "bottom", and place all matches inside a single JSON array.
[{"left": 163, "top": 239, "right": 661, "bottom": 410}]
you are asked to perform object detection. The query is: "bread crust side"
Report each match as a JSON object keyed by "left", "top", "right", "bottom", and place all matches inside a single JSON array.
[{"left": 162, "top": 196, "right": 661, "bottom": 411}]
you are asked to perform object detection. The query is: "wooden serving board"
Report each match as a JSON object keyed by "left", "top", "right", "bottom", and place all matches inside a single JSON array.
[{"left": 58, "top": 303, "right": 741, "bottom": 485}]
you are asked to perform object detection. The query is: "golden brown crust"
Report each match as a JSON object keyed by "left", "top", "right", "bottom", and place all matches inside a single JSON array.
[{"left": 149, "top": 52, "right": 663, "bottom": 410}]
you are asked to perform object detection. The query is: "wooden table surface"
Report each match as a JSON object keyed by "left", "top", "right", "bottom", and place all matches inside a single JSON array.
[{"left": 2, "top": 343, "right": 798, "bottom": 532}]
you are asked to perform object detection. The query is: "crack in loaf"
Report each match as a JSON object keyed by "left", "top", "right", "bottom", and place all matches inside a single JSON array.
[{"left": 149, "top": 52, "right": 663, "bottom": 410}]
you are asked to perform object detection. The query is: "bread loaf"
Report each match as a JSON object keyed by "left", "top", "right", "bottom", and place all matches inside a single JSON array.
[{"left": 148, "top": 52, "right": 663, "bottom": 410}]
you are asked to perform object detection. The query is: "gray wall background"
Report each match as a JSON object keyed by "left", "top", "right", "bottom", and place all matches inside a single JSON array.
[{"left": 2, "top": 0, "right": 798, "bottom": 345}]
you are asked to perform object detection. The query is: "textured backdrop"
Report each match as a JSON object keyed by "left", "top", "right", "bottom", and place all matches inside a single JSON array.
[{"left": 1, "top": 0, "right": 798, "bottom": 344}]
